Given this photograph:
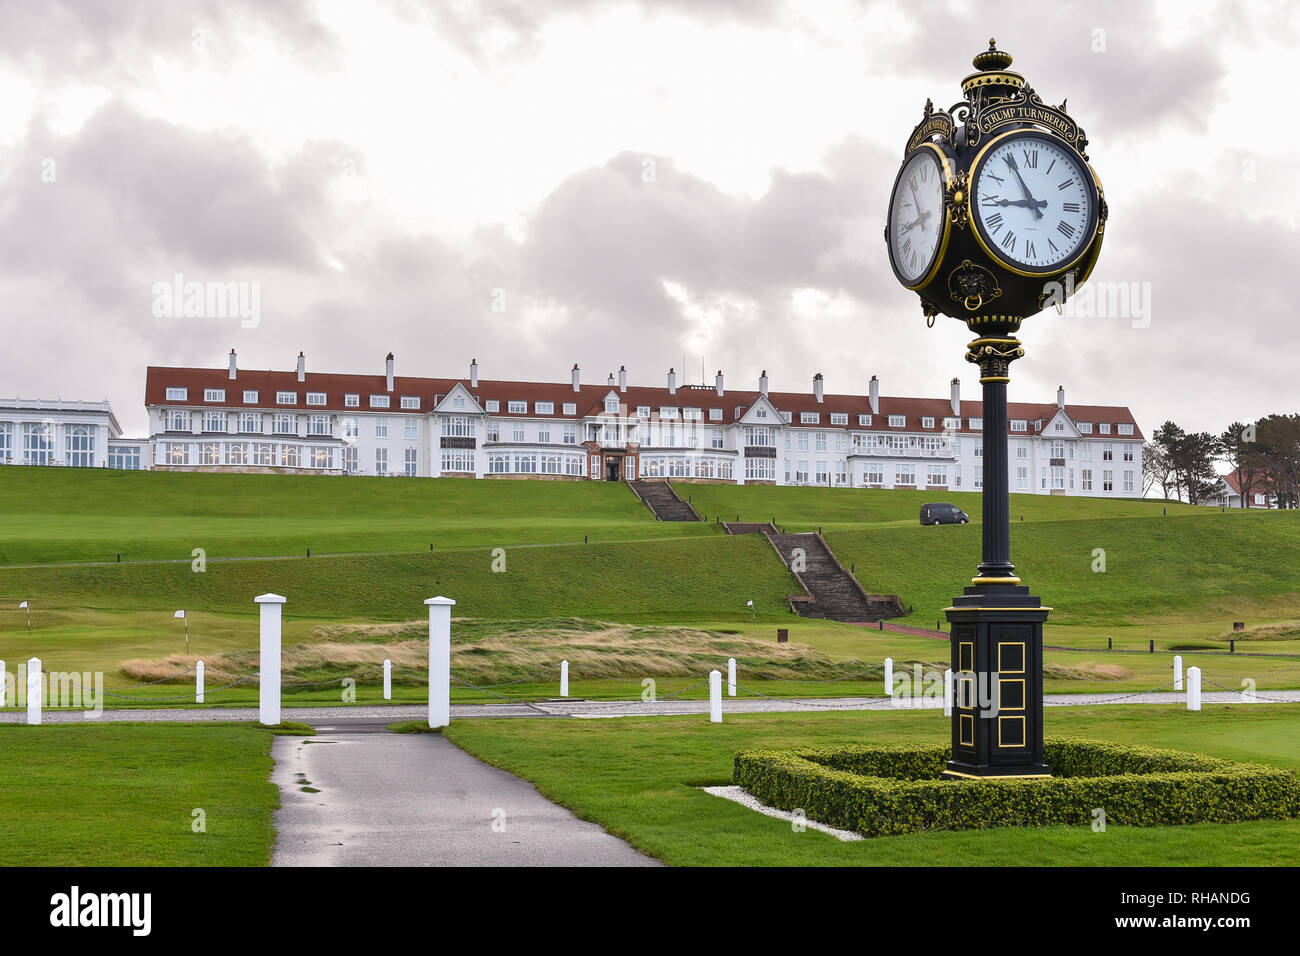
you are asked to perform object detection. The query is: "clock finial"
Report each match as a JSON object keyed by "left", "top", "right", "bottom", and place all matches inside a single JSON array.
[{"left": 972, "top": 39, "right": 1013, "bottom": 72}]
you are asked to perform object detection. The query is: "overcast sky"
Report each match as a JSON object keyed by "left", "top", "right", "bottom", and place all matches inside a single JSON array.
[{"left": 2, "top": 0, "right": 1295, "bottom": 438}]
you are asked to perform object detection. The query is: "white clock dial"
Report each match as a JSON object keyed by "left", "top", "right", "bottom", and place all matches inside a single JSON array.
[
  {"left": 888, "top": 148, "right": 946, "bottom": 285},
  {"left": 972, "top": 135, "right": 1094, "bottom": 272}
]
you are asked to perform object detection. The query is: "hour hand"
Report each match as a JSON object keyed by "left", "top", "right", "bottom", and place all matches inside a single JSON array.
[
  {"left": 996, "top": 198, "right": 1048, "bottom": 209},
  {"left": 1003, "top": 155, "right": 1044, "bottom": 219}
]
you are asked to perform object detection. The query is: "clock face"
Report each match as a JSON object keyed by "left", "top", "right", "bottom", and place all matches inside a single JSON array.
[
  {"left": 971, "top": 133, "right": 1096, "bottom": 274},
  {"left": 887, "top": 147, "right": 947, "bottom": 287}
]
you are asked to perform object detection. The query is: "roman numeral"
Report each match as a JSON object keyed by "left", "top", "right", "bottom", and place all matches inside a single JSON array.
[
  {"left": 910, "top": 251, "right": 918, "bottom": 269},
  {"left": 986, "top": 212, "right": 1003, "bottom": 232},
  {"left": 986, "top": 171, "right": 1005, "bottom": 185},
  {"left": 902, "top": 237, "right": 912, "bottom": 255},
  {"left": 1058, "top": 178, "right": 1075, "bottom": 191},
  {"left": 1001, "top": 230, "right": 1016, "bottom": 250},
  {"left": 1022, "top": 149, "right": 1038, "bottom": 168},
  {"left": 1056, "top": 221, "right": 1076, "bottom": 238},
  {"left": 1045, "top": 159, "right": 1056, "bottom": 175},
  {"left": 980, "top": 195, "right": 1001, "bottom": 206},
  {"left": 1025, "top": 240, "right": 1036, "bottom": 259},
  {"left": 1048, "top": 238, "right": 1059, "bottom": 254},
  {"left": 908, "top": 176, "right": 917, "bottom": 191},
  {"left": 1063, "top": 202, "right": 1080, "bottom": 212}
]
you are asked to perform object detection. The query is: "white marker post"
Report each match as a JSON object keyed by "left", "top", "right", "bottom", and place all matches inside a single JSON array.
[
  {"left": 560, "top": 660, "right": 569, "bottom": 698},
  {"left": 709, "top": 669, "right": 722, "bottom": 723},
  {"left": 727, "top": 657, "right": 737, "bottom": 697},
  {"left": 383, "top": 659, "right": 392, "bottom": 700},
  {"left": 1173, "top": 654, "right": 1183, "bottom": 691},
  {"left": 0, "top": 659, "right": 6, "bottom": 708},
  {"left": 884, "top": 657, "right": 894, "bottom": 698},
  {"left": 426, "top": 597, "right": 455, "bottom": 728},
  {"left": 196, "top": 660, "right": 205, "bottom": 704},
  {"left": 27, "top": 657, "right": 41, "bottom": 726},
  {"left": 944, "top": 668, "right": 953, "bottom": 716},
  {"left": 1187, "top": 666, "right": 1202, "bottom": 712},
  {"left": 255, "top": 593, "right": 286, "bottom": 726}
]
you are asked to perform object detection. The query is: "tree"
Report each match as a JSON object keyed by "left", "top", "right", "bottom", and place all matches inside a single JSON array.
[
  {"left": 1219, "top": 420, "right": 1264, "bottom": 508},
  {"left": 1142, "top": 440, "right": 1174, "bottom": 498},
  {"left": 1256, "top": 414, "right": 1300, "bottom": 509},
  {"left": 1152, "top": 421, "right": 1219, "bottom": 505}
]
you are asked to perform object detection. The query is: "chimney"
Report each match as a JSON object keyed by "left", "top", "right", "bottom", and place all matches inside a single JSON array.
[
  {"left": 1057, "top": 384, "right": 1066, "bottom": 410},
  {"left": 385, "top": 352, "right": 394, "bottom": 392},
  {"left": 619, "top": 365, "right": 627, "bottom": 393},
  {"left": 470, "top": 358, "right": 478, "bottom": 388},
  {"left": 950, "top": 377, "right": 961, "bottom": 417},
  {"left": 667, "top": 368, "right": 677, "bottom": 395},
  {"left": 759, "top": 370, "right": 769, "bottom": 396},
  {"left": 869, "top": 375, "right": 879, "bottom": 415},
  {"left": 715, "top": 369, "right": 724, "bottom": 397},
  {"left": 813, "top": 372, "right": 824, "bottom": 404},
  {"left": 228, "top": 348, "right": 237, "bottom": 380},
  {"left": 608, "top": 372, "right": 616, "bottom": 387},
  {"left": 571, "top": 363, "right": 580, "bottom": 392},
  {"left": 297, "top": 351, "right": 305, "bottom": 382}
]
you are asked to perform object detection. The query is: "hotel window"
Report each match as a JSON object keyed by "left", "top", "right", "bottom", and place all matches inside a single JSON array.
[
  {"left": 201, "top": 443, "right": 221, "bottom": 466},
  {"left": 1103, "top": 445, "right": 1113, "bottom": 461},
  {"left": 746, "top": 457, "right": 775, "bottom": 481},
  {"left": 866, "top": 462, "right": 883, "bottom": 485},
  {"left": 307, "top": 392, "right": 327, "bottom": 406},
  {"left": 1078, "top": 422, "right": 1092, "bottom": 434},
  {"left": 797, "top": 432, "right": 809, "bottom": 452},
  {"left": 166, "top": 387, "right": 188, "bottom": 401},
  {"left": 1118, "top": 424, "right": 1134, "bottom": 436},
  {"left": 453, "top": 395, "right": 465, "bottom": 409},
  {"left": 108, "top": 446, "right": 141, "bottom": 470},
  {"left": 375, "top": 419, "right": 388, "bottom": 439},
  {"left": 345, "top": 394, "right": 360, "bottom": 408},
  {"left": 1123, "top": 446, "right": 1134, "bottom": 462},
  {"left": 404, "top": 448, "right": 418, "bottom": 477},
  {"left": 815, "top": 432, "right": 827, "bottom": 452},
  {"left": 342, "top": 446, "right": 358, "bottom": 474},
  {"left": 780, "top": 411, "right": 792, "bottom": 423},
  {"left": 974, "top": 464, "right": 983, "bottom": 489},
  {"left": 815, "top": 461, "right": 828, "bottom": 484},
  {"left": 165, "top": 442, "right": 189, "bottom": 466},
  {"left": 896, "top": 463, "right": 916, "bottom": 486},
  {"left": 1050, "top": 440, "right": 1063, "bottom": 458},
  {"left": 1054, "top": 421, "right": 1064, "bottom": 431},
  {"left": 442, "top": 449, "right": 474, "bottom": 473},
  {"left": 202, "top": 411, "right": 226, "bottom": 432},
  {"left": 442, "top": 417, "right": 474, "bottom": 438},
  {"left": 254, "top": 443, "right": 274, "bottom": 466},
  {"left": 1010, "top": 420, "right": 1027, "bottom": 432},
  {"left": 684, "top": 408, "right": 702, "bottom": 421},
  {"left": 512, "top": 423, "right": 525, "bottom": 442},
  {"left": 563, "top": 403, "right": 576, "bottom": 415},
  {"left": 563, "top": 424, "right": 576, "bottom": 444},
  {"left": 927, "top": 464, "right": 947, "bottom": 486},
  {"left": 309, "top": 415, "right": 331, "bottom": 436},
  {"left": 486, "top": 400, "right": 500, "bottom": 412},
  {"left": 954, "top": 464, "right": 962, "bottom": 488},
  {"left": 280, "top": 445, "right": 300, "bottom": 468},
  {"left": 888, "top": 415, "right": 905, "bottom": 427},
  {"left": 538, "top": 424, "right": 551, "bottom": 443},
  {"left": 1052, "top": 466, "right": 1065, "bottom": 490},
  {"left": 745, "top": 426, "right": 774, "bottom": 447},
  {"left": 709, "top": 409, "right": 723, "bottom": 421},
  {"left": 1099, "top": 423, "right": 1112, "bottom": 435},
  {"left": 605, "top": 396, "right": 621, "bottom": 414},
  {"left": 274, "top": 414, "right": 296, "bottom": 435},
  {"left": 204, "top": 388, "right": 225, "bottom": 403},
  {"left": 536, "top": 401, "right": 554, "bottom": 415},
  {"left": 486, "top": 421, "right": 500, "bottom": 442},
  {"left": 943, "top": 417, "right": 960, "bottom": 430},
  {"left": 755, "top": 408, "right": 768, "bottom": 419},
  {"left": 243, "top": 390, "right": 258, "bottom": 404},
  {"left": 488, "top": 453, "right": 509, "bottom": 474},
  {"left": 969, "top": 417, "right": 982, "bottom": 430},
  {"left": 370, "top": 395, "right": 390, "bottom": 409},
  {"left": 277, "top": 391, "right": 297, "bottom": 405},
  {"left": 1081, "top": 443, "right": 1093, "bottom": 460},
  {"left": 637, "top": 406, "right": 651, "bottom": 418},
  {"left": 1016, "top": 466, "right": 1028, "bottom": 490},
  {"left": 858, "top": 414, "right": 872, "bottom": 426},
  {"left": 166, "top": 409, "right": 190, "bottom": 432},
  {"left": 375, "top": 448, "right": 387, "bottom": 475},
  {"left": 710, "top": 428, "right": 725, "bottom": 449},
  {"left": 922, "top": 417, "right": 935, "bottom": 429},
  {"left": 508, "top": 400, "right": 526, "bottom": 414},
  {"left": 65, "top": 426, "right": 94, "bottom": 467},
  {"left": 835, "top": 432, "right": 848, "bottom": 452},
  {"left": 515, "top": 453, "right": 538, "bottom": 474},
  {"left": 400, "top": 396, "right": 420, "bottom": 410},
  {"left": 227, "top": 443, "right": 248, "bottom": 465},
  {"left": 800, "top": 412, "right": 819, "bottom": 424},
  {"left": 310, "top": 447, "right": 333, "bottom": 470},
  {"left": 1103, "top": 469, "right": 1114, "bottom": 491},
  {"left": 404, "top": 418, "right": 418, "bottom": 440},
  {"left": 660, "top": 407, "right": 678, "bottom": 419},
  {"left": 343, "top": 418, "right": 359, "bottom": 440},
  {"left": 1123, "top": 470, "right": 1135, "bottom": 493},
  {"left": 830, "top": 413, "right": 847, "bottom": 425}
]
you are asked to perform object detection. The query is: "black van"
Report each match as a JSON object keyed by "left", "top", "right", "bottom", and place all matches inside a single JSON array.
[{"left": 920, "top": 502, "right": 969, "bottom": 525}]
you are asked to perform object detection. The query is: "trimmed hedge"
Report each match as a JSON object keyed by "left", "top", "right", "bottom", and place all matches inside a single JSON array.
[{"left": 732, "top": 737, "right": 1300, "bottom": 838}]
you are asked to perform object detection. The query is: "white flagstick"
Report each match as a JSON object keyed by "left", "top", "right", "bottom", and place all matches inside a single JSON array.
[{"left": 20, "top": 601, "right": 30, "bottom": 635}]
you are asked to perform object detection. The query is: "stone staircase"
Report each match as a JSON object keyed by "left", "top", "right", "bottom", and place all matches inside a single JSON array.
[
  {"left": 765, "top": 531, "right": 903, "bottom": 623},
  {"left": 722, "top": 521, "right": 777, "bottom": 535},
  {"left": 629, "top": 480, "right": 701, "bottom": 521}
]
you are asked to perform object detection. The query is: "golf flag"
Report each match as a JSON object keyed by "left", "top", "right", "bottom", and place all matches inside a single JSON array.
[
  {"left": 174, "top": 610, "right": 186, "bottom": 619},
  {"left": 746, "top": 600, "right": 753, "bottom": 607},
  {"left": 18, "top": 602, "right": 27, "bottom": 609}
]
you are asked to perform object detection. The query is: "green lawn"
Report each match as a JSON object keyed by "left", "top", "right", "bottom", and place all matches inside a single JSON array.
[
  {"left": 0, "top": 722, "right": 299, "bottom": 865},
  {"left": 444, "top": 704, "right": 1300, "bottom": 866}
]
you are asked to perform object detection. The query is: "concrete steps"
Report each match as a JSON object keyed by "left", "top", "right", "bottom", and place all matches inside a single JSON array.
[
  {"left": 629, "top": 480, "right": 701, "bottom": 521},
  {"left": 765, "top": 531, "right": 903, "bottom": 623}
]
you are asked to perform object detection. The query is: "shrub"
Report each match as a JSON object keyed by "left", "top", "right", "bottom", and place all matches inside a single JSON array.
[{"left": 732, "top": 737, "right": 1300, "bottom": 838}]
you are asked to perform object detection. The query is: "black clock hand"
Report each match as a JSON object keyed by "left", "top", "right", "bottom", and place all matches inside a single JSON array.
[
  {"left": 1003, "top": 154, "right": 1044, "bottom": 220},
  {"left": 902, "top": 209, "right": 933, "bottom": 233},
  {"left": 996, "top": 198, "right": 1048, "bottom": 209}
]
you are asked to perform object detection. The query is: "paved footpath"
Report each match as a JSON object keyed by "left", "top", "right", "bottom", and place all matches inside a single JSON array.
[
  {"left": 271, "top": 718, "right": 657, "bottom": 866},
  {"left": 5, "top": 689, "right": 1297, "bottom": 726}
]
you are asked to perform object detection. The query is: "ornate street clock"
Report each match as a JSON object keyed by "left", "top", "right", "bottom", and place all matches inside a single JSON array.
[{"left": 884, "top": 40, "right": 1107, "bottom": 779}]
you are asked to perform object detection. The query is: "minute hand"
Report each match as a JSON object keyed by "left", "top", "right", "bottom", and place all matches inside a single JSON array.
[{"left": 1003, "top": 154, "right": 1044, "bottom": 220}]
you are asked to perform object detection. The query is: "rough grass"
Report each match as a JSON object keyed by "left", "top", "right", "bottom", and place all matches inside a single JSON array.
[
  {"left": 119, "top": 617, "right": 932, "bottom": 685},
  {"left": 1217, "top": 621, "right": 1300, "bottom": 642}
]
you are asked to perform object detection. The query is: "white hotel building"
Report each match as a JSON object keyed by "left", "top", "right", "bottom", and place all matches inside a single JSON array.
[
  {"left": 137, "top": 351, "right": 1145, "bottom": 497},
  {"left": 0, "top": 397, "right": 148, "bottom": 470}
]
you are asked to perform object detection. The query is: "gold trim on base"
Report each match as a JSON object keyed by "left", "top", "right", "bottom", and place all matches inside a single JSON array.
[
  {"left": 971, "top": 575, "right": 1021, "bottom": 584},
  {"left": 942, "top": 770, "right": 1052, "bottom": 780},
  {"left": 943, "top": 606, "right": 1053, "bottom": 612}
]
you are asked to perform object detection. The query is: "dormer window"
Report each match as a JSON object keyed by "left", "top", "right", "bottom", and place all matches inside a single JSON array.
[{"left": 605, "top": 396, "right": 620, "bottom": 414}]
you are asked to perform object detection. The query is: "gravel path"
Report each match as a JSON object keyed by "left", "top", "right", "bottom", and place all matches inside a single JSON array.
[{"left": 4, "top": 689, "right": 1296, "bottom": 724}]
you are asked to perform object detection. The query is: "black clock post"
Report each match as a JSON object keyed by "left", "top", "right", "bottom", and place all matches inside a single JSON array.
[{"left": 882, "top": 40, "right": 1107, "bottom": 779}]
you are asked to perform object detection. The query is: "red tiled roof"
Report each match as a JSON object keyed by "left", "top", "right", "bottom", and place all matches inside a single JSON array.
[{"left": 145, "top": 365, "right": 1143, "bottom": 439}]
